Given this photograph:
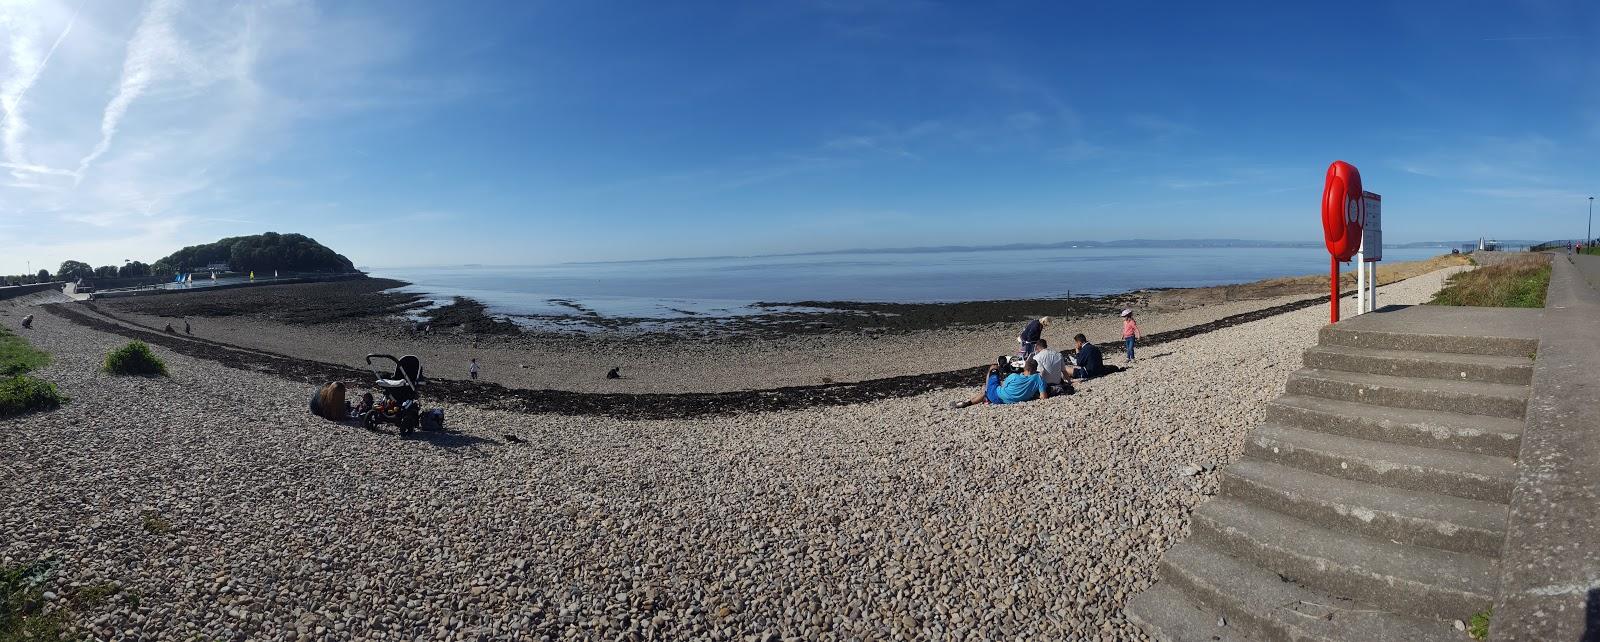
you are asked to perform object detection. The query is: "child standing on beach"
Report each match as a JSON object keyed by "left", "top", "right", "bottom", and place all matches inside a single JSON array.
[
  {"left": 1120, "top": 309, "right": 1141, "bottom": 363},
  {"left": 469, "top": 358, "right": 480, "bottom": 381}
]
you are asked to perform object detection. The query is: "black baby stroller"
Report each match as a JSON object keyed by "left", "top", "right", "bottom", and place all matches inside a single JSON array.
[{"left": 364, "top": 354, "right": 424, "bottom": 434}]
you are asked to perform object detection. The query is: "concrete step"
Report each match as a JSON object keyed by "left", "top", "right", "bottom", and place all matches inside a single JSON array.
[
  {"left": 1221, "top": 459, "right": 1508, "bottom": 557},
  {"left": 1125, "top": 581, "right": 1253, "bottom": 642},
  {"left": 1146, "top": 540, "right": 1463, "bottom": 641},
  {"left": 1245, "top": 422, "right": 1516, "bottom": 504},
  {"left": 1266, "top": 394, "right": 1523, "bottom": 458},
  {"left": 1320, "top": 323, "right": 1538, "bottom": 357},
  {"left": 1286, "top": 368, "right": 1529, "bottom": 420},
  {"left": 1302, "top": 343, "right": 1533, "bottom": 385},
  {"left": 1191, "top": 497, "right": 1498, "bottom": 622}
]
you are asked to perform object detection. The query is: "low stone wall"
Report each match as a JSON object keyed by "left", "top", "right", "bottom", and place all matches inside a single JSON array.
[
  {"left": 1492, "top": 254, "right": 1600, "bottom": 640},
  {"left": 90, "top": 273, "right": 365, "bottom": 299},
  {"left": 0, "top": 282, "right": 65, "bottom": 301},
  {"left": 82, "top": 275, "right": 173, "bottom": 290}
]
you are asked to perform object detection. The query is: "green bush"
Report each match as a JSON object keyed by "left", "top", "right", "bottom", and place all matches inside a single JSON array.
[
  {"left": 104, "top": 341, "right": 167, "bottom": 376},
  {"left": 0, "top": 375, "right": 63, "bottom": 418}
]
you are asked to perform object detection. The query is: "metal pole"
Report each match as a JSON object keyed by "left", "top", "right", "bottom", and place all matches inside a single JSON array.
[
  {"left": 1588, "top": 197, "right": 1593, "bottom": 247},
  {"left": 1330, "top": 256, "right": 1340, "bottom": 323},
  {"left": 1369, "top": 260, "right": 1377, "bottom": 311},
  {"left": 1356, "top": 246, "right": 1365, "bottom": 314}
]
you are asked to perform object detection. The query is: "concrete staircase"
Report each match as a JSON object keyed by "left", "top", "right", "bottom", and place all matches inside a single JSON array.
[{"left": 1127, "top": 308, "right": 1538, "bottom": 641}]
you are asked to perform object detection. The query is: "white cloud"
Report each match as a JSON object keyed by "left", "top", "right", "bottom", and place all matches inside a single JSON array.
[
  {"left": 0, "top": 0, "right": 442, "bottom": 273},
  {"left": 0, "top": 0, "right": 82, "bottom": 182}
]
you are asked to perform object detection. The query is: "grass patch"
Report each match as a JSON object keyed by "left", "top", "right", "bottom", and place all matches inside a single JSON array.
[
  {"left": 0, "top": 328, "right": 48, "bottom": 377},
  {"left": 69, "top": 584, "right": 118, "bottom": 610},
  {"left": 140, "top": 511, "right": 173, "bottom": 535},
  {"left": 1581, "top": 246, "right": 1600, "bottom": 256},
  {"left": 1468, "top": 607, "right": 1491, "bottom": 640},
  {"left": 1, "top": 559, "right": 126, "bottom": 641},
  {"left": 0, "top": 559, "right": 68, "bottom": 641},
  {"left": 1429, "top": 254, "right": 1551, "bottom": 308},
  {"left": 103, "top": 341, "right": 167, "bottom": 376},
  {"left": 0, "top": 328, "right": 63, "bottom": 419}
]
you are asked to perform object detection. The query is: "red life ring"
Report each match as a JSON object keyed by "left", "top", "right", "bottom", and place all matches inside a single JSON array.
[{"left": 1321, "top": 160, "right": 1364, "bottom": 261}]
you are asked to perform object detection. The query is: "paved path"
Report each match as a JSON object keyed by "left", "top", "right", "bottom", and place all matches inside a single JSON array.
[
  {"left": 1570, "top": 252, "right": 1600, "bottom": 291},
  {"left": 1492, "top": 253, "right": 1600, "bottom": 640}
]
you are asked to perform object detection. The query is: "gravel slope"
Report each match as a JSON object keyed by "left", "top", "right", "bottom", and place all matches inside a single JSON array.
[{"left": 0, "top": 267, "right": 1463, "bottom": 640}]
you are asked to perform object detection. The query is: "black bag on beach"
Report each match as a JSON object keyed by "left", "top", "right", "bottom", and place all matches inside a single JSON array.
[{"left": 421, "top": 408, "right": 445, "bottom": 432}]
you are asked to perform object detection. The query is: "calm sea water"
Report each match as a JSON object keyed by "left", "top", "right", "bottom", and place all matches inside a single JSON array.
[{"left": 368, "top": 247, "right": 1448, "bottom": 320}]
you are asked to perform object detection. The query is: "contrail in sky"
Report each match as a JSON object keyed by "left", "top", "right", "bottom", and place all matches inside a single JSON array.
[
  {"left": 77, "top": 0, "right": 184, "bottom": 182},
  {"left": 1, "top": 0, "right": 86, "bottom": 179}
]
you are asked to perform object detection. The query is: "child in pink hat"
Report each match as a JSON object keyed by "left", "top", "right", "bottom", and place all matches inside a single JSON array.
[{"left": 1120, "top": 309, "right": 1141, "bottom": 363}]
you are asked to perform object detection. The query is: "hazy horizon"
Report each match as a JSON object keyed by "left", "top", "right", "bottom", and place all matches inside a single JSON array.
[
  {"left": 4, "top": 1, "right": 1597, "bottom": 273},
  {"left": 364, "top": 237, "right": 1490, "bottom": 270}
]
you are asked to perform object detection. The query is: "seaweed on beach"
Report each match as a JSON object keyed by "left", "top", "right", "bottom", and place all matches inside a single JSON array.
[
  {"left": 750, "top": 296, "right": 1124, "bottom": 334},
  {"left": 420, "top": 298, "right": 522, "bottom": 335},
  {"left": 99, "top": 278, "right": 427, "bottom": 324}
]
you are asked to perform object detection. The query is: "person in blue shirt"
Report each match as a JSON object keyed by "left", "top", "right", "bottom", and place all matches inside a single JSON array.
[
  {"left": 1070, "top": 333, "right": 1104, "bottom": 381},
  {"left": 950, "top": 358, "right": 1049, "bottom": 408}
]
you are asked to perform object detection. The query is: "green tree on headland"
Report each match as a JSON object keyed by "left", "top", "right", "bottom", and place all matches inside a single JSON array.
[
  {"left": 153, "top": 232, "right": 355, "bottom": 274},
  {"left": 56, "top": 261, "right": 93, "bottom": 280},
  {"left": 36, "top": 269, "right": 49, "bottom": 282},
  {"left": 118, "top": 261, "right": 150, "bottom": 277}
]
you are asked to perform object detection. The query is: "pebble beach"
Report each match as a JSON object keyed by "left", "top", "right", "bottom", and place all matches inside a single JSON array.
[{"left": 1, "top": 266, "right": 1464, "bottom": 640}]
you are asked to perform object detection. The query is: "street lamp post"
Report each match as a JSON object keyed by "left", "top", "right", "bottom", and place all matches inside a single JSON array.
[{"left": 1589, "top": 196, "right": 1594, "bottom": 247}]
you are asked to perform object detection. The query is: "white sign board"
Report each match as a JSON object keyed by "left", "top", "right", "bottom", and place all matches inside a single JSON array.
[{"left": 1361, "top": 191, "right": 1382, "bottom": 262}]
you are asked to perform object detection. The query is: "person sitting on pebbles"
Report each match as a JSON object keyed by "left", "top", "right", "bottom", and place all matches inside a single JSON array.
[
  {"left": 951, "top": 357, "right": 1049, "bottom": 408},
  {"left": 1030, "top": 338, "right": 1071, "bottom": 395},
  {"left": 1069, "top": 333, "right": 1104, "bottom": 381}
]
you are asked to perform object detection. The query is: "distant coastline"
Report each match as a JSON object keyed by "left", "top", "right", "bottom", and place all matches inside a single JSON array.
[{"left": 556, "top": 238, "right": 1480, "bottom": 267}]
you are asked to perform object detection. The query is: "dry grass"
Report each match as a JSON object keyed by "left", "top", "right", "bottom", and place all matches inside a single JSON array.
[
  {"left": 1149, "top": 253, "right": 1474, "bottom": 308},
  {"left": 1429, "top": 253, "right": 1551, "bottom": 308}
]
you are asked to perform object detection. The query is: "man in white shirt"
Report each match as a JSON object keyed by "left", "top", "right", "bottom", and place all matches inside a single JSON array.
[{"left": 1031, "top": 338, "right": 1069, "bottom": 395}]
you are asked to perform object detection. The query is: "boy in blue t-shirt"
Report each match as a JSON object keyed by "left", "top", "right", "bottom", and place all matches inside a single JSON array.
[{"left": 950, "top": 358, "right": 1050, "bottom": 408}]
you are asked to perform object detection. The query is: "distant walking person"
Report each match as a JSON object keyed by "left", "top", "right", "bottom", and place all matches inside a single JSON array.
[
  {"left": 469, "top": 358, "right": 480, "bottom": 381},
  {"left": 184, "top": 320, "right": 192, "bottom": 335},
  {"left": 1018, "top": 316, "right": 1050, "bottom": 356},
  {"left": 1120, "top": 309, "right": 1141, "bottom": 362}
]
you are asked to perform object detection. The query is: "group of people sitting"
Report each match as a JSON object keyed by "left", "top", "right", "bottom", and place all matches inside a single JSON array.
[{"left": 952, "top": 311, "right": 1137, "bottom": 409}]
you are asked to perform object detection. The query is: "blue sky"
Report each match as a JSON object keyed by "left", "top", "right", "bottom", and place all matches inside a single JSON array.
[{"left": 2, "top": 0, "right": 1597, "bottom": 270}]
